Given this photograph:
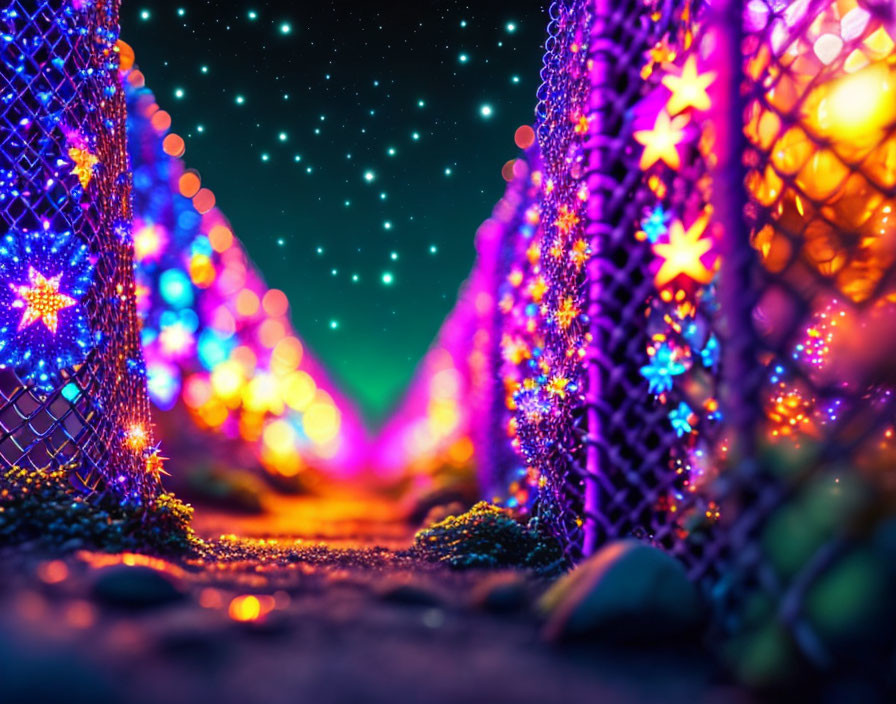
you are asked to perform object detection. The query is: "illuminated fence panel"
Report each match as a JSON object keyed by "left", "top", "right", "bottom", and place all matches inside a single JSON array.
[
  {"left": 523, "top": 0, "right": 896, "bottom": 678},
  {"left": 708, "top": 0, "right": 896, "bottom": 678},
  {"left": 0, "top": 0, "right": 159, "bottom": 499},
  {"left": 511, "top": 0, "right": 680, "bottom": 560},
  {"left": 122, "top": 64, "right": 367, "bottom": 480}
]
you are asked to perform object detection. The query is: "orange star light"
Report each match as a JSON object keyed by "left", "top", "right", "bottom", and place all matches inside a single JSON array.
[
  {"left": 634, "top": 111, "right": 688, "bottom": 170},
  {"left": 12, "top": 267, "right": 76, "bottom": 334},
  {"left": 68, "top": 146, "right": 99, "bottom": 189},
  {"left": 661, "top": 56, "right": 715, "bottom": 115},
  {"left": 652, "top": 212, "right": 714, "bottom": 287}
]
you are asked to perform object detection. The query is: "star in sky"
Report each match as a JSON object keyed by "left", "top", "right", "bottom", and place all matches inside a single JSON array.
[
  {"left": 652, "top": 211, "right": 714, "bottom": 287},
  {"left": 661, "top": 56, "right": 715, "bottom": 115},
  {"left": 12, "top": 267, "right": 77, "bottom": 334},
  {"left": 634, "top": 110, "right": 688, "bottom": 170}
]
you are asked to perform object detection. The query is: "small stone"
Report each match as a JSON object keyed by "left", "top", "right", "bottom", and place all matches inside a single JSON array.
[
  {"left": 91, "top": 565, "right": 185, "bottom": 610},
  {"left": 377, "top": 579, "right": 443, "bottom": 607},
  {"left": 539, "top": 539, "right": 703, "bottom": 643},
  {"left": 471, "top": 572, "right": 529, "bottom": 613}
]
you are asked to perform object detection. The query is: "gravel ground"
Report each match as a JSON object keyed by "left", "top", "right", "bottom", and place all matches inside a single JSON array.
[{"left": 0, "top": 494, "right": 740, "bottom": 704}]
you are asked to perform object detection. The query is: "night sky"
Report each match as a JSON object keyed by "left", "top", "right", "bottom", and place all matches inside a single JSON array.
[{"left": 121, "top": 2, "right": 546, "bottom": 424}]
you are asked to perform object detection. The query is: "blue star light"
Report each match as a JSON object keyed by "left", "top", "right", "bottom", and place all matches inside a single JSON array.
[
  {"left": 640, "top": 343, "right": 686, "bottom": 394},
  {"left": 641, "top": 205, "right": 670, "bottom": 243},
  {"left": 669, "top": 401, "right": 694, "bottom": 437}
]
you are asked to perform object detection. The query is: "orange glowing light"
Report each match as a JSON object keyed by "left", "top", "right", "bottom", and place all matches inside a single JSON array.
[
  {"left": 208, "top": 224, "right": 234, "bottom": 252},
  {"left": 235, "top": 289, "right": 260, "bottom": 317},
  {"left": 228, "top": 595, "right": 275, "bottom": 622},
  {"left": 150, "top": 109, "right": 171, "bottom": 132},
  {"left": 162, "top": 133, "right": 185, "bottom": 158},
  {"left": 178, "top": 171, "right": 201, "bottom": 198},
  {"left": 68, "top": 147, "right": 98, "bottom": 189},
  {"left": 124, "top": 424, "right": 149, "bottom": 452},
  {"left": 634, "top": 111, "right": 688, "bottom": 170},
  {"left": 514, "top": 124, "right": 536, "bottom": 149},
  {"left": 13, "top": 267, "right": 76, "bottom": 334},
  {"left": 193, "top": 188, "right": 216, "bottom": 214},
  {"left": 262, "top": 288, "right": 289, "bottom": 317}
]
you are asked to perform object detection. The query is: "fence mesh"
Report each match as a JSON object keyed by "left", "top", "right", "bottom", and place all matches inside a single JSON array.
[{"left": 0, "top": 0, "right": 158, "bottom": 500}]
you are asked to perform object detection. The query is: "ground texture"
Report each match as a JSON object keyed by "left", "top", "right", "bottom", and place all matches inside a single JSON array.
[{"left": 0, "top": 492, "right": 740, "bottom": 704}]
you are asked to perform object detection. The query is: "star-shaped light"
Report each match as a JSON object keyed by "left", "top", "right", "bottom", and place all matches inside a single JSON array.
[
  {"left": 68, "top": 146, "right": 98, "bottom": 189},
  {"left": 12, "top": 267, "right": 76, "bottom": 334},
  {"left": 652, "top": 211, "right": 714, "bottom": 287},
  {"left": 669, "top": 401, "right": 694, "bottom": 437},
  {"left": 661, "top": 56, "right": 716, "bottom": 115},
  {"left": 641, "top": 205, "right": 670, "bottom": 243},
  {"left": 634, "top": 111, "right": 688, "bottom": 170},
  {"left": 640, "top": 343, "right": 686, "bottom": 394}
]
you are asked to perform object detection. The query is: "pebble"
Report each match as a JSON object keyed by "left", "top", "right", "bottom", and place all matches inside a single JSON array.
[
  {"left": 377, "top": 579, "right": 444, "bottom": 607},
  {"left": 539, "top": 539, "right": 702, "bottom": 643},
  {"left": 470, "top": 572, "right": 529, "bottom": 614},
  {"left": 90, "top": 565, "right": 185, "bottom": 610}
]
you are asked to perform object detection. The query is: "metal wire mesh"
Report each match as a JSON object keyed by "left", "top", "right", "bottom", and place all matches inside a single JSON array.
[
  {"left": 0, "top": 0, "right": 158, "bottom": 500},
  {"left": 704, "top": 0, "right": 896, "bottom": 674},
  {"left": 520, "top": 0, "right": 680, "bottom": 561}
]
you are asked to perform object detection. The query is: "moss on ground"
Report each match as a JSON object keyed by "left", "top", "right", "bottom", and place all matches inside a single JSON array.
[
  {"left": 0, "top": 466, "right": 197, "bottom": 556},
  {"left": 413, "top": 501, "right": 562, "bottom": 572}
]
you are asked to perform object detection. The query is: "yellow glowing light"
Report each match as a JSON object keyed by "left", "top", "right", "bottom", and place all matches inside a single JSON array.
[
  {"left": 634, "top": 110, "right": 688, "bottom": 170},
  {"left": 133, "top": 224, "right": 165, "bottom": 261},
  {"left": 303, "top": 399, "right": 341, "bottom": 444},
  {"left": 228, "top": 595, "right": 268, "bottom": 622},
  {"left": 263, "top": 418, "right": 297, "bottom": 455},
  {"left": 210, "top": 360, "right": 244, "bottom": 400},
  {"left": 68, "top": 147, "right": 98, "bottom": 189},
  {"left": 189, "top": 254, "right": 215, "bottom": 288},
  {"left": 661, "top": 55, "right": 715, "bottom": 115},
  {"left": 13, "top": 267, "right": 76, "bottom": 334},
  {"left": 244, "top": 373, "right": 284, "bottom": 414},
  {"left": 652, "top": 211, "right": 714, "bottom": 287},
  {"left": 281, "top": 370, "right": 316, "bottom": 411},
  {"left": 554, "top": 296, "right": 579, "bottom": 329},
  {"left": 821, "top": 63, "right": 896, "bottom": 139}
]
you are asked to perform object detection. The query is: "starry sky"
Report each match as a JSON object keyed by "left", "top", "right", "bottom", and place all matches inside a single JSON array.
[{"left": 121, "top": 1, "right": 546, "bottom": 424}]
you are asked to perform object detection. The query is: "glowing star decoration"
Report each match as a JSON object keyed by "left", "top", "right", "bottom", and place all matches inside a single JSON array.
[
  {"left": 640, "top": 343, "right": 686, "bottom": 395},
  {"left": 652, "top": 212, "right": 714, "bottom": 287},
  {"left": 633, "top": 110, "right": 688, "bottom": 170},
  {"left": 668, "top": 401, "right": 694, "bottom": 437},
  {"left": 68, "top": 146, "right": 98, "bottom": 189},
  {"left": 12, "top": 268, "right": 76, "bottom": 333},
  {"left": 641, "top": 205, "right": 670, "bottom": 243},
  {"left": 0, "top": 230, "right": 94, "bottom": 391},
  {"left": 661, "top": 56, "right": 715, "bottom": 115}
]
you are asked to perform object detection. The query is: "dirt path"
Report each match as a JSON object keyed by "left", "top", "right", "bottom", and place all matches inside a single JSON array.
[{"left": 0, "top": 494, "right": 733, "bottom": 704}]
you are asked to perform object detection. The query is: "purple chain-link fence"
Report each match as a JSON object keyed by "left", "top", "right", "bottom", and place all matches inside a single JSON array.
[
  {"left": 521, "top": 0, "right": 896, "bottom": 681},
  {"left": 0, "top": 0, "right": 159, "bottom": 501}
]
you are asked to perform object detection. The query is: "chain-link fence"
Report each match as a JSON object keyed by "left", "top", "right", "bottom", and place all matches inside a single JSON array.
[{"left": 0, "top": 0, "right": 158, "bottom": 501}]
